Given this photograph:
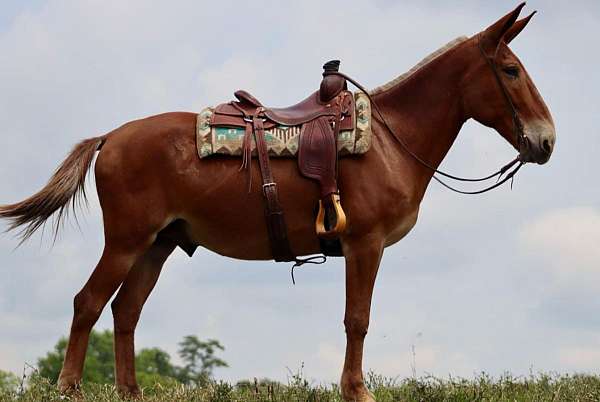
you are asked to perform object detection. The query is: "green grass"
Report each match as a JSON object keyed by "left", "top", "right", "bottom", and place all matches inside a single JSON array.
[{"left": 2, "top": 371, "right": 600, "bottom": 402}]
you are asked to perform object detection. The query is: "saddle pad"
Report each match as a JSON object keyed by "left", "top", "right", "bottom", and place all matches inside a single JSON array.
[{"left": 196, "top": 92, "right": 371, "bottom": 159}]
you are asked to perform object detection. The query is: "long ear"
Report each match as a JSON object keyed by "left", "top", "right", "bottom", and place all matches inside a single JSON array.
[
  {"left": 504, "top": 11, "right": 536, "bottom": 44},
  {"left": 481, "top": 2, "right": 526, "bottom": 56}
]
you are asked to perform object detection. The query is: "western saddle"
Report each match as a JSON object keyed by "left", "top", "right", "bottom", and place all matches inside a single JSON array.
[{"left": 210, "top": 60, "right": 355, "bottom": 262}]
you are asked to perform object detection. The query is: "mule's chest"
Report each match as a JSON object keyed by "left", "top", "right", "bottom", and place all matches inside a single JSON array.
[{"left": 384, "top": 207, "right": 419, "bottom": 247}]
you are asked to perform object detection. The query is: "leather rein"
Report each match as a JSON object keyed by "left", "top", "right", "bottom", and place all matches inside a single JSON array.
[{"left": 326, "top": 36, "right": 528, "bottom": 195}]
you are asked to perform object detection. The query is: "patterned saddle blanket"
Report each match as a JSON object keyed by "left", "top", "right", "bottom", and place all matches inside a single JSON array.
[{"left": 196, "top": 92, "right": 372, "bottom": 159}]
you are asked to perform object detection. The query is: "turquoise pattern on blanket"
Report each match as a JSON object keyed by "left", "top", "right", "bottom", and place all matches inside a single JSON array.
[{"left": 196, "top": 92, "right": 372, "bottom": 159}]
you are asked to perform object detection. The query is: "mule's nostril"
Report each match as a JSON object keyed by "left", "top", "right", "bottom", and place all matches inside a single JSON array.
[{"left": 542, "top": 138, "right": 552, "bottom": 155}]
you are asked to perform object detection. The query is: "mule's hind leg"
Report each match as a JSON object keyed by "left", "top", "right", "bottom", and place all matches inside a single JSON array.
[
  {"left": 56, "top": 235, "right": 155, "bottom": 392},
  {"left": 110, "top": 237, "right": 176, "bottom": 396},
  {"left": 56, "top": 190, "right": 166, "bottom": 393}
]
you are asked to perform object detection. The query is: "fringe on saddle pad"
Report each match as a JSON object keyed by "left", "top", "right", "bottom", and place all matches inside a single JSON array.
[{"left": 196, "top": 92, "right": 372, "bottom": 159}]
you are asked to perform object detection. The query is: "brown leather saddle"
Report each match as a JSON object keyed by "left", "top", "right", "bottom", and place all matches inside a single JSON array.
[{"left": 210, "top": 60, "right": 355, "bottom": 262}]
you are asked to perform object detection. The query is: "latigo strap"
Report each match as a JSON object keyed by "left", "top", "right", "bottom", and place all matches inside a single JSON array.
[{"left": 250, "top": 115, "right": 296, "bottom": 262}]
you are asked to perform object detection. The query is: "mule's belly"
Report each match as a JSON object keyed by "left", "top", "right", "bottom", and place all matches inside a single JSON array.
[
  {"left": 182, "top": 211, "right": 322, "bottom": 261},
  {"left": 176, "top": 158, "right": 325, "bottom": 260}
]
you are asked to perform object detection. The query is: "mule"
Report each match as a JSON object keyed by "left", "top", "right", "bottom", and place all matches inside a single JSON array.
[{"left": 0, "top": 4, "right": 554, "bottom": 401}]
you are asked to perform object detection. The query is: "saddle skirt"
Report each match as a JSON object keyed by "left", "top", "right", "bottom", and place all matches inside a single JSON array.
[{"left": 196, "top": 92, "right": 372, "bottom": 159}]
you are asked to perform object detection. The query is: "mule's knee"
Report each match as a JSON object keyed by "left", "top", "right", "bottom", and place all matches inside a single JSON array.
[{"left": 344, "top": 315, "right": 369, "bottom": 338}]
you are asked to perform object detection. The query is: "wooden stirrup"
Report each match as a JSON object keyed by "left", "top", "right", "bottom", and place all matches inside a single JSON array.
[{"left": 315, "top": 193, "right": 347, "bottom": 239}]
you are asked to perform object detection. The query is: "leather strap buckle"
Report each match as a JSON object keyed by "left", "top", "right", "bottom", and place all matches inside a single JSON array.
[{"left": 262, "top": 182, "right": 277, "bottom": 194}]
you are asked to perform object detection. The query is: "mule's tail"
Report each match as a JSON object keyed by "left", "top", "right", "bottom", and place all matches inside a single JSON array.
[{"left": 0, "top": 136, "right": 106, "bottom": 242}]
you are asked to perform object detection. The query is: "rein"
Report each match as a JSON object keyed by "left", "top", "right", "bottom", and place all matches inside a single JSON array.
[{"left": 325, "top": 37, "right": 527, "bottom": 195}]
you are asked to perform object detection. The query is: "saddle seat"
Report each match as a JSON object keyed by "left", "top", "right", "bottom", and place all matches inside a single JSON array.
[{"left": 235, "top": 90, "right": 343, "bottom": 127}]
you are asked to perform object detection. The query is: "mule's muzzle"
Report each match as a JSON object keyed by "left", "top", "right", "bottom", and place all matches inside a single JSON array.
[{"left": 519, "top": 123, "right": 555, "bottom": 165}]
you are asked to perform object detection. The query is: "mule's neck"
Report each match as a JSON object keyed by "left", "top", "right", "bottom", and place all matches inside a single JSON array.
[{"left": 371, "top": 42, "right": 469, "bottom": 191}]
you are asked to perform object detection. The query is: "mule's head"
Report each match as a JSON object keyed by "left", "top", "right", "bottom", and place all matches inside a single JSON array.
[{"left": 462, "top": 3, "right": 555, "bottom": 164}]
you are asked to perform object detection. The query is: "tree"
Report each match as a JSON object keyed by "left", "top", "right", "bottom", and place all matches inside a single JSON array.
[
  {"left": 0, "top": 370, "right": 19, "bottom": 394},
  {"left": 176, "top": 336, "right": 228, "bottom": 386},
  {"left": 37, "top": 329, "right": 115, "bottom": 384},
  {"left": 36, "top": 330, "right": 228, "bottom": 388},
  {"left": 135, "top": 348, "right": 179, "bottom": 389}
]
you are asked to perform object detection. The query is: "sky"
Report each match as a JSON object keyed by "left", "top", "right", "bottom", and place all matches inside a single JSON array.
[{"left": 0, "top": 0, "right": 599, "bottom": 385}]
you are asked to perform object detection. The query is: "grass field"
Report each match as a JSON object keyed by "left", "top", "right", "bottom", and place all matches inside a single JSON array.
[{"left": 2, "top": 371, "right": 600, "bottom": 401}]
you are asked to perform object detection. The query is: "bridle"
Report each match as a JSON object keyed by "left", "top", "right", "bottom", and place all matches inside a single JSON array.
[
  {"left": 326, "top": 35, "right": 528, "bottom": 195},
  {"left": 477, "top": 33, "right": 530, "bottom": 155}
]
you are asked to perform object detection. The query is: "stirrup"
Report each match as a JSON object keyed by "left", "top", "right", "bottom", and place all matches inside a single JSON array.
[{"left": 315, "top": 193, "right": 347, "bottom": 239}]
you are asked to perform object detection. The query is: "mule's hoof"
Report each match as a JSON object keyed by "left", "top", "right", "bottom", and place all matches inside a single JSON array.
[
  {"left": 342, "top": 391, "right": 376, "bottom": 402},
  {"left": 344, "top": 391, "right": 377, "bottom": 402},
  {"left": 341, "top": 377, "right": 376, "bottom": 402},
  {"left": 117, "top": 384, "right": 141, "bottom": 400},
  {"left": 57, "top": 377, "right": 81, "bottom": 395}
]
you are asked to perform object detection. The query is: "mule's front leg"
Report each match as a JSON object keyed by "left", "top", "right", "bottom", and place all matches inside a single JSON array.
[{"left": 340, "top": 236, "right": 384, "bottom": 402}]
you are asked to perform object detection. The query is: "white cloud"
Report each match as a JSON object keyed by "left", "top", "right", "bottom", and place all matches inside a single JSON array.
[
  {"left": 559, "top": 345, "right": 600, "bottom": 370},
  {"left": 519, "top": 207, "right": 600, "bottom": 276}
]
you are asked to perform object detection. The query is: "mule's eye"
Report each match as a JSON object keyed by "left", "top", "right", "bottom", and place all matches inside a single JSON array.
[{"left": 503, "top": 66, "right": 519, "bottom": 78}]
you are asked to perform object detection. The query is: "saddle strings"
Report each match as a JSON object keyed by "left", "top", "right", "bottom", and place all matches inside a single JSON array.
[
  {"left": 291, "top": 255, "right": 327, "bottom": 285},
  {"left": 231, "top": 101, "right": 257, "bottom": 193},
  {"left": 325, "top": 71, "right": 525, "bottom": 195}
]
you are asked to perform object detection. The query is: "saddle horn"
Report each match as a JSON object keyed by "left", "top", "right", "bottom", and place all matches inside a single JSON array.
[{"left": 320, "top": 60, "right": 346, "bottom": 103}]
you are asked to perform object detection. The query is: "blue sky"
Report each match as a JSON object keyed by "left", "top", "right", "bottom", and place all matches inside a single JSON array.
[
  {"left": 0, "top": 1, "right": 41, "bottom": 31},
  {"left": 0, "top": 0, "right": 599, "bottom": 384}
]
